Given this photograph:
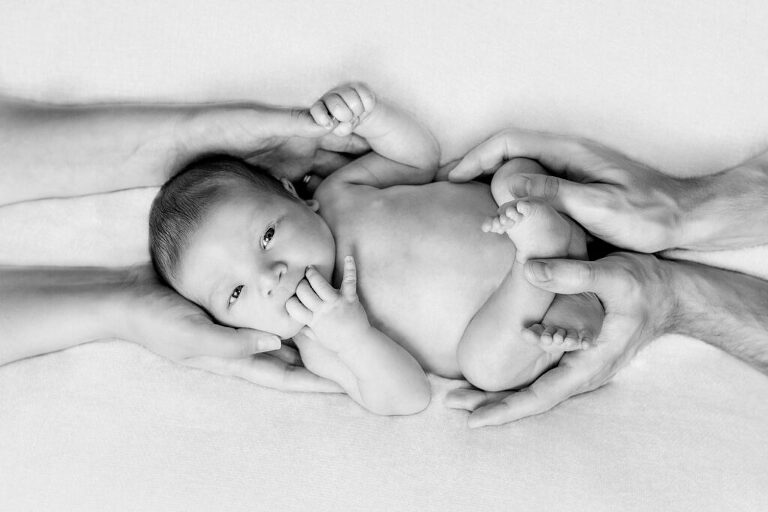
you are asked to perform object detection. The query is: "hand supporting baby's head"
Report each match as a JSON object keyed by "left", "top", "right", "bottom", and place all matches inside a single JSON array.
[{"left": 149, "top": 155, "right": 336, "bottom": 339}]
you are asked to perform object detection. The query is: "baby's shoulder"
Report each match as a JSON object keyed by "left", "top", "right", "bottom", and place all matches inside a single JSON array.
[{"left": 315, "top": 180, "right": 376, "bottom": 218}]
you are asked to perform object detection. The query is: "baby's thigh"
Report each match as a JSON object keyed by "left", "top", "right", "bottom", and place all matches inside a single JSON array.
[{"left": 490, "top": 158, "right": 548, "bottom": 206}]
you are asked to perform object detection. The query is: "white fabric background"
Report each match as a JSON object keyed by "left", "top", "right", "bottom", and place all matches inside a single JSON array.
[{"left": 1, "top": 1, "right": 767, "bottom": 511}]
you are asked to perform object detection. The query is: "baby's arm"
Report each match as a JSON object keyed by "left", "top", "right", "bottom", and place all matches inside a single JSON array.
[
  {"left": 312, "top": 83, "right": 440, "bottom": 191},
  {"left": 287, "top": 257, "right": 431, "bottom": 416}
]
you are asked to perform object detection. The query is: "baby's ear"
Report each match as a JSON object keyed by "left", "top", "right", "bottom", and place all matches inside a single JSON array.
[
  {"left": 279, "top": 177, "right": 320, "bottom": 211},
  {"left": 279, "top": 178, "right": 300, "bottom": 198},
  {"left": 305, "top": 199, "right": 320, "bottom": 212}
]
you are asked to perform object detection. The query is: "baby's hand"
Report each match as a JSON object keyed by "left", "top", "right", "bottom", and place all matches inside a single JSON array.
[
  {"left": 310, "top": 83, "right": 376, "bottom": 137},
  {"left": 286, "top": 256, "right": 370, "bottom": 353}
]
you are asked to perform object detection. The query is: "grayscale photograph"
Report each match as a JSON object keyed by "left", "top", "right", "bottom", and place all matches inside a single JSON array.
[{"left": 1, "top": 1, "right": 767, "bottom": 511}]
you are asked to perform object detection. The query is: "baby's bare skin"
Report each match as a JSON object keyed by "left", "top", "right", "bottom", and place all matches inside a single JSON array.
[{"left": 317, "top": 178, "right": 601, "bottom": 378}]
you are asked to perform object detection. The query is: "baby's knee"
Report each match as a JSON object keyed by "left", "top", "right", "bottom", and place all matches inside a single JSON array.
[
  {"left": 458, "top": 333, "right": 559, "bottom": 392},
  {"left": 457, "top": 341, "right": 520, "bottom": 392}
]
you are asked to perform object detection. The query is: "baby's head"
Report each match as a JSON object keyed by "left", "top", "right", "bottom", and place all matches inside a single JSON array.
[{"left": 149, "top": 155, "right": 335, "bottom": 339}]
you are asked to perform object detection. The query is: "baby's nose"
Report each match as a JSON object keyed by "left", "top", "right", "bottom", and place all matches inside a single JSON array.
[{"left": 259, "top": 263, "right": 286, "bottom": 297}]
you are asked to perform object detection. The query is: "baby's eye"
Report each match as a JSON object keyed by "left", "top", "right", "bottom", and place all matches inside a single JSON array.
[
  {"left": 228, "top": 285, "right": 244, "bottom": 308},
  {"left": 260, "top": 225, "right": 275, "bottom": 250}
]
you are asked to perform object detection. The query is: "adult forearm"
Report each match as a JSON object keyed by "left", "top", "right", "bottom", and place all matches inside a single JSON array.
[
  {"left": 667, "top": 259, "right": 768, "bottom": 372},
  {"left": 677, "top": 155, "right": 768, "bottom": 251},
  {"left": 0, "top": 98, "right": 310, "bottom": 206},
  {"left": 0, "top": 266, "right": 128, "bottom": 366},
  {"left": 0, "top": 98, "right": 202, "bottom": 205}
]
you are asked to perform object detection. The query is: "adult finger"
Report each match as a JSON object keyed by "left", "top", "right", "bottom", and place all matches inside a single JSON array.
[
  {"left": 184, "top": 354, "right": 343, "bottom": 393},
  {"left": 504, "top": 173, "right": 607, "bottom": 223},
  {"left": 257, "top": 107, "right": 332, "bottom": 138},
  {"left": 318, "top": 133, "right": 370, "bottom": 154},
  {"left": 444, "top": 388, "right": 511, "bottom": 411},
  {"left": 448, "top": 128, "right": 588, "bottom": 182},
  {"left": 270, "top": 343, "right": 302, "bottom": 365},
  {"left": 190, "top": 323, "right": 282, "bottom": 358},
  {"left": 435, "top": 159, "right": 460, "bottom": 181},
  {"left": 524, "top": 258, "right": 623, "bottom": 300},
  {"left": 466, "top": 361, "right": 588, "bottom": 427}
]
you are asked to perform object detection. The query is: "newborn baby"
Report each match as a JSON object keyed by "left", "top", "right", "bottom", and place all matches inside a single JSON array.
[{"left": 149, "top": 83, "right": 604, "bottom": 416}]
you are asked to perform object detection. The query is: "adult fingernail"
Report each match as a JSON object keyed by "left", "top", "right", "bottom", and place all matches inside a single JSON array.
[
  {"left": 261, "top": 335, "right": 281, "bottom": 351},
  {"left": 528, "top": 260, "right": 551, "bottom": 282}
]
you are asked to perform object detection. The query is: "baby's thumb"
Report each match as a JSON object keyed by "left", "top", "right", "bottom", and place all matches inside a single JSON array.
[{"left": 341, "top": 256, "right": 358, "bottom": 300}]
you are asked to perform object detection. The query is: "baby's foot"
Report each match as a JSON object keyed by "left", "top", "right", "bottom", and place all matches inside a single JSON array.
[
  {"left": 522, "top": 323, "right": 594, "bottom": 353},
  {"left": 522, "top": 292, "right": 604, "bottom": 353},
  {"left": 482, "top": 198, "right": 574, "bottom": 263}
]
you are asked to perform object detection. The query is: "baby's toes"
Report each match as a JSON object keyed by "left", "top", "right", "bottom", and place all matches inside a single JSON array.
[
  {"left": 559, "top": 329, "right": 586, "bottom": 351},
  {"left": 552, "top": 327, "right": 567, "bottom": 346},
  {"left": 503, "top": 203, "right": 523, "bottom": 223},
  {"left": 578, "top": 330, "right": 596, "bottom": 350},
  {"left": 515, "top": 200, "right": 533, "bottom": 217},
  {"left": 521, "top": 324, "right": 543, "bottom": 345}
]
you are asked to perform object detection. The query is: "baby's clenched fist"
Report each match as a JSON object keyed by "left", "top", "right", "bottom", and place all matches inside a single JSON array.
[{"left": 310, "top": 83, "right": 376, "bottom": 136}]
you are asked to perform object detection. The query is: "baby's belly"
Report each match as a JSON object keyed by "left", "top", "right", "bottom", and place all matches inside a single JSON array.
[{"left": 338, "top": 182, "right": 515, "bottom": 378}]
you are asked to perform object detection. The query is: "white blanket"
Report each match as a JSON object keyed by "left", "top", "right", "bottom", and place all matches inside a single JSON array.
[{"left": 1, "top": 1, "right": 767, "bottom": 510}]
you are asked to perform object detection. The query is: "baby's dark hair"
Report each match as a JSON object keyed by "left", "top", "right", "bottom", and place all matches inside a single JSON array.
[{"left": 149, "top": 155, "right": 292, "bottom": 285}]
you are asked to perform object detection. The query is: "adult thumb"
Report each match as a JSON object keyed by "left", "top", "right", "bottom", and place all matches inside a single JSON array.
[
  {"left": 524, "top": 259, "right": 605, "bottom": 296},
  {"left": 509, "top": 173, "right": 596, "bottom": 222},
  {"left": 193, "top": 323, "right": 282, "bottom": 358}
]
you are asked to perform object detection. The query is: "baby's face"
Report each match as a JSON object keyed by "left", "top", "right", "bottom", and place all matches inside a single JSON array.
[{"left": 175, "top": 187, "right": 335, "bottom": 339}]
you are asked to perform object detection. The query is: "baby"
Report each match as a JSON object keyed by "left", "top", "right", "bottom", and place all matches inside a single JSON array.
[{"left": 149, "top": 83, "right": 604, "bottom": 416}]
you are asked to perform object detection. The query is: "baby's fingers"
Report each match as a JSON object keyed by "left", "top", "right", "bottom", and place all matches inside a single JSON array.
[
  {"left": 296, "top": 279, "right": 323, "bottom": 311},
  {"left": 341, "top": 256, "right": 358, "bottom": 300},
  {"left": 330, "top": 86, "right": 365, "bottom": 118},
  {"left": 322, "top": 93, "right": 356, "bottom": 123},
  {"left": 305, "top": 266, "right": 337, "bottom": 301},
  {"left": 286, "top": 296, "right": 313, "bottom": 325},
  {"left": 310, "top": 101, "right": 336, "bottom": 129},
  {"left": 331, "top": 121, "right": 355, "bottom": 137}
]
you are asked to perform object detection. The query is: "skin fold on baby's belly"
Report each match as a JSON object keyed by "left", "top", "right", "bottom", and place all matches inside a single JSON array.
[{"left": 332, "top": 181, "right": 515, "bottom": 378}]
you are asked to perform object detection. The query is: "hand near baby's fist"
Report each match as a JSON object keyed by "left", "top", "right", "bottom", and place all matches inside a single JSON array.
[
  {"left": 310, "top": 83, "right": 377, "bottom": 137},
  {"left": 286, "top": 256, "right": 371, "bottom": 353}
]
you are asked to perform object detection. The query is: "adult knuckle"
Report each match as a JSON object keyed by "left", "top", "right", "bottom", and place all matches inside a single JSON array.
[{"left": 542, "top": 175, "right": 560, "bottom": 200}]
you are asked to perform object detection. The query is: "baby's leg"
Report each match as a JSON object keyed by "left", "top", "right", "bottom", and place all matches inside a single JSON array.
[{"left": 457, "top": 164, "right": 602, "bottom": 391}]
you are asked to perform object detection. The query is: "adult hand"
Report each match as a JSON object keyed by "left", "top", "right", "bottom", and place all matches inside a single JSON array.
[
  {"left": 189, "top": 106, "right": 370, "bottom": 194},
  {"left": 0, "top": 100, "right": 370, "bottom": 206},
  {"left": 446, "top": 252, "right": 674, "bottom": 427},
  {"left": 448, "top": 128, "right": 688, "bottom": 253},
  {"left": 117, "top": 266, "right": 341, "bottom": 393}
]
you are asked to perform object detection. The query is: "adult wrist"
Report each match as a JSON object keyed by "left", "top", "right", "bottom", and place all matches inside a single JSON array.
[
  {"left": 102, "top": 266, "right": 152, "bottom": 343},
  {"left": 675, "top": 162, "right": 768, "bottom": 250}
]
